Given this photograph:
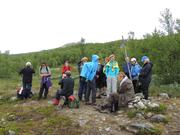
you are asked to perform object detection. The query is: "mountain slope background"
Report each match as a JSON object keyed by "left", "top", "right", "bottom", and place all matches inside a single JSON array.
[{"left": 0, "top": 34, "right": 180, "bottom": 84}]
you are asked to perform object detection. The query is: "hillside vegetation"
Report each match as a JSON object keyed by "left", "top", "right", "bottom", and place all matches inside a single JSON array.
[{"left": 0, "top": 34, "right": 180, "bottom": 84}]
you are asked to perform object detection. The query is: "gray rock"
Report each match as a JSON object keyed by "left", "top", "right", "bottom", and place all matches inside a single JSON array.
[
  {"left": 105, "top": 127, "right": 111, "bottom": 132},
  {"left": 78, "top": 119, "right": 88, "bottom": 126},
  {"left": 159, "top": 93, "right": 169, "bottom": 99},
  {"left": 136, "top": 101, "right": 147, "bottom": 109},
  {"left": 1, "top": 118, "right": 5, "bottom": 122},
  {"left": 146, "top": 112, "right": 153, "bottom": 118},
  {"left": 168, "top": 105, "right": 174, "bottom": 110},
  {"left": 6, "top": 130, "right": 16, "bottom": 135},
  {"left": 10, "top": 97, "right": 17, "bottom": 101},
  {"left": 126, "top": 122, "right": 155, "bottom": 134},
  {"left": 0, "top": 96, "right": 3, "bottom": 100},
  {"left": 150, "top": 114, "right": 167, "bottom": 123},
  {"left": 136, "top": 113, "right": 145, "bottom": 119},
  {"left": 141, "top": 99, "right": 150, "bottom": 106},
  {"left": 135, "top": 93, "right": 144, "bottom": 99},
  {"left": 128, "top": 104, "right": 134, "bottom": 109},
  {"left": 147, "top": 102, "right": 159, "bottom": 108}
]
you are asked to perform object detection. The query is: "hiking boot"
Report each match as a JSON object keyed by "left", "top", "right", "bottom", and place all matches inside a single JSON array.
[
  {"left": 91, "top": 103, "right": 97, "bottom": 106},
  {"left": 99, "top": 109, "right": 110, "bottom": 114},
  {"left": 85, "top": 102, "right": 92, "bottom": 105}
]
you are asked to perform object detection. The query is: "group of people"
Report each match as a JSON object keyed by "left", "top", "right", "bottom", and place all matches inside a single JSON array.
[{"left": 18, "top": 54, "right": 153, "bottom": 112}]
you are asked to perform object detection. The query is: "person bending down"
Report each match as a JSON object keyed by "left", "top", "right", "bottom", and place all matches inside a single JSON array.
[
  {"left": 53, "top": 71, "right": 74, "bottom": 105},
  {"left": 95, "top": 72, "right": 134, "bottom": 113}
]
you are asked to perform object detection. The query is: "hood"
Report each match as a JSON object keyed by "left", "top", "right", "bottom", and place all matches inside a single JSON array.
[{"left": 92, "top": 55, "right": 99, "bottom": 63}]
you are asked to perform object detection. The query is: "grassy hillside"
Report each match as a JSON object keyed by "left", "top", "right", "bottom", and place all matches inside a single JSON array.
[{"left": 0, "top": 34, "right": 180, "bottom": 84}]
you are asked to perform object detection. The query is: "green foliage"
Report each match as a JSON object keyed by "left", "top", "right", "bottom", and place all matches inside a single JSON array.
[
  {"left": 137, "top": 127, "right": 162, "bottom": 135},
  {"left": 0, "top": 34, "right": 180, "bottom": 84},
  {"left": 127, "top": 109, "right": 141, "bottom": 119},
  {"left": 145, "top": 104, "right": 167, "bottom": 114},
  {"left": 127, "top": 104, "right": 167, "bottom": 119},
  {"left": 150, "top": 84, "right": 180, "bottom": 97}
]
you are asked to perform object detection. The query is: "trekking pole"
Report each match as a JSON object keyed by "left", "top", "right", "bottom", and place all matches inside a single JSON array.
[{"left": 120, "top": 36, "right": 132, "bottom": 80}]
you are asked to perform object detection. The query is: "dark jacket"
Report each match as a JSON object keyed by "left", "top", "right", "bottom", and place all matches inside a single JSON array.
[
  {"left": 59, "top": 77, "right": 74, "bottom": 96},
  {"left": 96, "top": 64, "right": 106, "bottom": 88},
  {"left": 19, "top": 67, "right": 35, "bottom": 83},
  {"left": 139, "top": 62, "right": 153, "bottom": 83},
  {"left": 122, "top": 62, "right": 132, "bottom": 75}
]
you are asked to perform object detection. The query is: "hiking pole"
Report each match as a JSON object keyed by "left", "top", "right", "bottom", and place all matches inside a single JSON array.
[{"left": 120, "top": 36, "right": 132, "bottom": 80}]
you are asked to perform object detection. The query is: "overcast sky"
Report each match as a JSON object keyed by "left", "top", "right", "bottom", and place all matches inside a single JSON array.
[{"left": 0, "top": 0, "right": 179, "bottom": 54}]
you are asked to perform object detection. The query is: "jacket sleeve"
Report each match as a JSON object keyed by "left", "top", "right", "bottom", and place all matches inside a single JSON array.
[
  {"left": 80, "top": 63, "right": 87, "bottom": 78},
  {"left": 139, "top": 64, "right": 151, "bottom": 77},
  {"left": 86, "top": 65, "right": 93, "bottom": 80}
]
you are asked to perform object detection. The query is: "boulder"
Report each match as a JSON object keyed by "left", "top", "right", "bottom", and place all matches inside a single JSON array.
[
  {"left": 126, "top": 122, "right": 155, "bottom": 134},
  {"left": 136, "top": 113, "right": 145, "bottom": 119},
  {"left": 5, "top": 130, "right": 16, "bottom": 135},
  {"left": 150, "top": 114, "right": 167, "bottom": 123},
  {"left": 136, "top": 101, "right": 147, "bottom": 109},
  {"left": 135, "top": 93, "right": 144, "bottom": 99},
  {"left": 10, "top": 97, "right": 17, "bottom": 101},
  {"left": 147, "top": 103, "right": 159, "bottom": 108},
  {"left": 159, "top": 93, "right": 169, "bottom": 99}
]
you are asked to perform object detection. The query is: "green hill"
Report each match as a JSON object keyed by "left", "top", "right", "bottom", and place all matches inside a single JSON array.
[{"left": 0, "top": 34, "right": 180, "bottom": 84}]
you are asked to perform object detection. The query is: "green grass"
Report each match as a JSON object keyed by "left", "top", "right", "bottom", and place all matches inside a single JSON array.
[
  {"left": 136, "top": 127, "right": 162, "bottom": 135},
  {"left": 149, "top": 84, "right": 180, "bottom": 98},
  {"left": 145, "top": 104, "right": 167, "bottom": 114},
  {"left": 127, "top": 104, "right": 167, "bottom": 119},
  {"left": 0, "top": 102, "right": 81, "bottom": 135}
]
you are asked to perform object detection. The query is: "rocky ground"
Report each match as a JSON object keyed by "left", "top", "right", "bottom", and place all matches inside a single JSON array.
[{"left": 1, "top": 93, "right": 180, "bottom": 135}]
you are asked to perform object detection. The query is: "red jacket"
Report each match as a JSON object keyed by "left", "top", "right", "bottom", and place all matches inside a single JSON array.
[{"left": 61, "top": 66, "right": 71, "bottom": 74}]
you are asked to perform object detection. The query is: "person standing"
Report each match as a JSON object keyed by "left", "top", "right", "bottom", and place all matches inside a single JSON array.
[
  {"left": 130, "top": 58, "right": 142, "bottom": 93},
  {"left": 96, "top": 59, "right": 107, "bottom": 98},
  {"left": 139, "top": 56, "right": 153, "bottom": 100},
  {"left": 38, "top": 62, "right": 52, "bottom": 100},
  {"left": 19, "top": 62, "right": 35, "bottom": 99},
  {"left": 104, "top": 54, "right": 119, "bottom": 98},
  {"left": 81, "top": 54, "right": 99, "bottom": 105},
  {"left": 122, "top": 57, "right": 132, "bottom": 79},
  {"left": 78, "top": 57, "right": 88, "bottom": 101}
]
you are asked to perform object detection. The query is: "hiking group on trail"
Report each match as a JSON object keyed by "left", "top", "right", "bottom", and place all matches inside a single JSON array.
[{"left": 18, "top": 54, "right": 153, "bottom": 112}]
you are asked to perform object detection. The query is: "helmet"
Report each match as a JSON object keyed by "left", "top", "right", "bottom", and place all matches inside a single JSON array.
[
  {"left": 130, "top": 58, "right": 137, "bottom": 62},
  {"left": 26, "top": 62, "right": 31, "bottom": 67},
  {"left": 141, "top": 56, "right": 149, "bottom": 62}
]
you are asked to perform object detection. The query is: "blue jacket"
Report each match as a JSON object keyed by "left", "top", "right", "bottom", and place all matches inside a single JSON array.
[
  {"left": 131, "top": 63, "right": 142, "bottom": 80},
  {"left": 80, "top": 55, "right": 99, "bottom": 81},
  {"left": 104, "top": 60, "right": 119, "bottom": 78}
]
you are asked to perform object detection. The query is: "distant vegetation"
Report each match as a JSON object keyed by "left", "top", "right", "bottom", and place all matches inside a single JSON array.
[{"left": 0, "top": 33, "right": 180, "bottom": 84}]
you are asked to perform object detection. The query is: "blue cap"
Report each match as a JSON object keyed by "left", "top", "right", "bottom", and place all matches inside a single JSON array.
[{"left": 141, "top": 56, "right": 149, "bottom": 62}]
